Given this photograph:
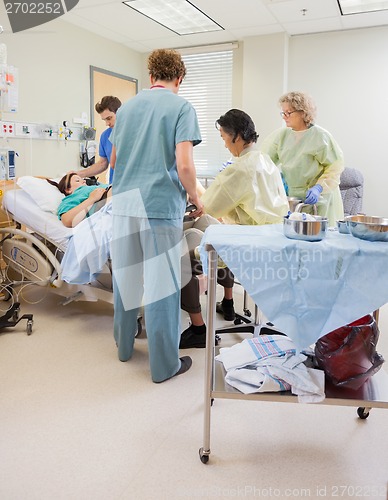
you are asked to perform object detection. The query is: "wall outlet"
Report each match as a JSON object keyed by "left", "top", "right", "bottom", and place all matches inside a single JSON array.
[
  {"left": 15, "top": 123, "right": 32, "bottom": 137},
  {"left": 0, "top": 121, "right": 15, "bottom": 137}
]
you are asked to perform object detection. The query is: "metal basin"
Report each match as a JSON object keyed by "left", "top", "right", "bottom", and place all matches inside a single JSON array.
[
  {"left": 283, "top": 216, "right": 328, "bottom": 242},
  {"left": 287, "top": 197, "right": 303, "bottom": 212},
  {"left": 345, "top": 215, "right": 388, "bottom": 242}
]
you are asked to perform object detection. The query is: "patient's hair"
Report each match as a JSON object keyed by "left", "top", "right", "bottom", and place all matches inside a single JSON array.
[
  {"left": 46, "top": 173, "right": 76, "bottom": 196},
  {"left": 279, "top": 91, "right": 316, "bottom": 126},
  {"left": 216, "top": 109, "right": 258, "bottom": 145},
  {"left": 148, "top": 49, "right": 186, "bottom": 82},
  {"left": 95, "top": 96, "right": 122, "bottom": 115}
]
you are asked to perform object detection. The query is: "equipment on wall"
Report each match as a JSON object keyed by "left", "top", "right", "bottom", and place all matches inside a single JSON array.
[
  {"left": 81, "top": 126, "right": 96, "bottom": 141},
  {"left": 0, "top": 148, "right": 16, "bottom": 180}
]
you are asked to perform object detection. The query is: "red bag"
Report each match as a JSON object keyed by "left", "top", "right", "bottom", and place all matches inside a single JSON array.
[{"left": 314, "top": 314, "right": 384, "bottom": 390}]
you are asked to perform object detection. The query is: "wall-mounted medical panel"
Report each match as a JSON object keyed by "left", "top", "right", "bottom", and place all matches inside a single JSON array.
[{"left": 0, "top": 121, "right": 84, "bottom": 141}]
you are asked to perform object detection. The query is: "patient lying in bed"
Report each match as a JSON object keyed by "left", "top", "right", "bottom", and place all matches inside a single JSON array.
[{"left": 47, "top": 173, "right": 111, "bottom": 228}]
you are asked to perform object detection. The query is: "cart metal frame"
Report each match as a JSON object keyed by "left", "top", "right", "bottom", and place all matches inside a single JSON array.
[{"left": 199, "top": 245, "right": 388, "bottom": 464}]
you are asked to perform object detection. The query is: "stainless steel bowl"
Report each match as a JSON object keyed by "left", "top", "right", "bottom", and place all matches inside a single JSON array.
[
  {"left": 345, "top": 215, "right": 388, "bottom": 242},
  {"left": 337, "top": 220, "right": 350, "bottom": 234},
  {"left": 283, "top": 216, "right": 328, "bottom": 241},
  {"left": 287, "top": 197, "right": 303, "bottom": 212}
]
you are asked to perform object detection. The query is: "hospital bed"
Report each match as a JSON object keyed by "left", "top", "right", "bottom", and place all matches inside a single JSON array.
[{"left": 0, "top": 187, "right": 116, "bottom": 304}]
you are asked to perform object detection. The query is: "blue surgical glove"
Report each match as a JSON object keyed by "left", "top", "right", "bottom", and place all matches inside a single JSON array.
[{"left": 305, "top": 184, "right": 323, "bottom": 205}]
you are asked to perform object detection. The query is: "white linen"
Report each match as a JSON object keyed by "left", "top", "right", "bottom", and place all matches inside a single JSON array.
[
  {"left": 215, "top": 335, "right": 296, "bottom": 371},
  {"left": 216, "top": 335, "right": 325, "bottom": 403},
  {"left": 17, "top": 176, "right": 64, "bottom": 214},
  {"left": 2, "top": 189, "right": 73, "bottom": 250},
  {"left": 61, "top": 202, "right": 112, "bottom": 284}
]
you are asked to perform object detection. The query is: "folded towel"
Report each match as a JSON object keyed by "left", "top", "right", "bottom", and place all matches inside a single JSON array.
[{"left": 215, "top": 335, "right": 296, "bottom": 371}]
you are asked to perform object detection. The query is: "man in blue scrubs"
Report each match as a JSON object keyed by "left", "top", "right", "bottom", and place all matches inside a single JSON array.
[
  {"left": 110, "top": 49, "right": 203, "bottom": 383},
  {"left": 76, "top": 96, "right": 121, "bottom": 184}
]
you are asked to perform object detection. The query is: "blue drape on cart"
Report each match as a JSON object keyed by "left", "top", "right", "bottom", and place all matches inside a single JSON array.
[{"left": 199, "top": 224, "right": 388, "bottom": 350}]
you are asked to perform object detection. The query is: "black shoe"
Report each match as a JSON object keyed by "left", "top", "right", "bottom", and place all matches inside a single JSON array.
[
  {"left": 179, "top": 326, "right": 206, "bottom": 349},
  {"left": 155, "top": 356, "right": 192, "bottom": 383},
  {"left": 179, "top": 326, "right": 219, "bottom": 349},
  {"left": 216, "top": 299, "right": 235, "bottom": 321}
]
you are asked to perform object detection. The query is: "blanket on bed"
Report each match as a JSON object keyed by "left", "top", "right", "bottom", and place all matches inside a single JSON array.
[{"left": 61, "top": 201, "right": 112, "bottom": 284}]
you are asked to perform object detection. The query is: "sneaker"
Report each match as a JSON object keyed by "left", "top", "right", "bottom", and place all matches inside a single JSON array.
[
  {"left": 179, "top": 326, "right": 206, "bottom": 349},
  {"left": 179, "top": 325, "right": 219, "bottom": 349},
  {"left": 216, "top": 299, "right": 235, "bottom": 321}
]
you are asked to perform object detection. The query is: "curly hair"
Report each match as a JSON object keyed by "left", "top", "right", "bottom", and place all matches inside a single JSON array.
[
  {"left": 148, "top": 49, "right": 186, "bottom": 82},
  {"left": 215, "top": 109, "right": 258, "bottom": 145},
  {"left": 279, "top": 91, "right": 317, "bottom": 126},
  {"left": 95, "top": 96, "right": 122, "bottom": 115}
]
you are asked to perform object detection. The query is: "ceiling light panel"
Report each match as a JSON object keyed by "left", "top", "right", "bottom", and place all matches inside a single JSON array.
[
  {"left": 338, "top": 0, "right": 388, "bottom": 15},
  {"left": 122, "top": 0, "right": 224, "bottom": 35}
]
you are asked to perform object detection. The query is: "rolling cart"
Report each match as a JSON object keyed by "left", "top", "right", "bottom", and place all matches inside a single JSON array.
[{"left": 198, "top": 225, "right": 388, "bottom": 464}]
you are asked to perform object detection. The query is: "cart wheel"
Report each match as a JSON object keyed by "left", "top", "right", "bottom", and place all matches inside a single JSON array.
[
  {"left": 244, "top": 309, "right": 252, "bottom": 317},
  {"left": 199, "top": 448, "right": 209, "bottom": 464},
  {"left": 357, "top": 407, "right": 370, "bottom": 419},
  {"left": 26, "top": 320, "right": 33, "bottom": 335},
  {"left": 135, "top": 318, "right": 142, "bottom": 338},
  {"left": 234, "top": 317, "right": 242, "bottom": 325}
]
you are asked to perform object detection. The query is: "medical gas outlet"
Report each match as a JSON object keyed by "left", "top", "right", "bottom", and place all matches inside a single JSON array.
[{"left": 0, "top": 121, "right": 15, "bottom": 137}]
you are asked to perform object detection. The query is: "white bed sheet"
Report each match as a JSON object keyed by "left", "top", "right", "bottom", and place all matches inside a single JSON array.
[{"left": 2, "top": 189, "right": 73, "bottom": 250}]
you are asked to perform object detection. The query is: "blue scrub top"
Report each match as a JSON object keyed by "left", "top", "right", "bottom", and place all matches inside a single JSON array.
[
  {"left": 99, "top": 127, "right": 114, "bottom": 184},
  {"left": 111, "top": 88, "right": 201, "bottom": 220}
]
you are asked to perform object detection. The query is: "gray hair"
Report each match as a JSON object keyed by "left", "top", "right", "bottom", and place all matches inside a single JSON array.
[{"left": 279, "top": 91, "right": 317, "bottom": 126}]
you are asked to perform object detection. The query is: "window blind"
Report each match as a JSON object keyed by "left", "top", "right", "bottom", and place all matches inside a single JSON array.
[{"left": 179, "top": 50, "right": 233, "bottom": 178}]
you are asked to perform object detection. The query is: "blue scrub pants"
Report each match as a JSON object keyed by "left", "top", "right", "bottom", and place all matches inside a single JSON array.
[{"left": 111, "top": 215, "right": 183, "bottom": 383}]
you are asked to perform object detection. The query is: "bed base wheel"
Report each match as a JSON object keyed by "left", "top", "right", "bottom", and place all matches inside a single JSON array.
[
  {"left": 199, "top": 447, "right": 210, "bottom": 464},
  {"left": 357, "top": 407, "right": 371, "bottom": 419},
  {"left": 26, "top": 320, "right": 33, "bottom": 335}
]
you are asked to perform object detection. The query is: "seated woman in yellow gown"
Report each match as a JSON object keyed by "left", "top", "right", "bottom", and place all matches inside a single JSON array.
[{"left": 179, "top": 109, "right": 288, "bottom": 349}]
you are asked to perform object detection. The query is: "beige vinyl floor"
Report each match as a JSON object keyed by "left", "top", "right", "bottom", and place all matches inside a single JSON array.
[{"left": 1, "top": 284, "right": 387, "bottom": 500}]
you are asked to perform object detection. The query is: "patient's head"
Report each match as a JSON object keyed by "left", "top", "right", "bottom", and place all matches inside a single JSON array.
[
  {"left": 47, "top": 173, "right": 86, "bottom": 196},
  {"left": 216, "top": 109, "right": 258, "bottom": 145},
  {"left": 215, "top": 109, "right": 258, "bottom": 157}
]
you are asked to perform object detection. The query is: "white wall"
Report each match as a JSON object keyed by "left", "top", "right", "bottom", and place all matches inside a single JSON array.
[
  {"left": 288, "top": 27, "right": 388, "bottom": 216},
  {"left": 0, "top": 19, "right": 143, "bottom": 178},
  {"left": 241, "top": 27, "right": 388, "bottom": 217},
  {"left": 241, "top": 33, "right": 288, "bottom": 141},
  {"left": 3, "top": 19, "right": 387, "bottom": 216}
]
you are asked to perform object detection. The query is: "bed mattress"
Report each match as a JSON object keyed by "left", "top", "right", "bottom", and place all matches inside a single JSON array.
[{"left": 2, "top": 189, "right": 73, "bottom": 250}]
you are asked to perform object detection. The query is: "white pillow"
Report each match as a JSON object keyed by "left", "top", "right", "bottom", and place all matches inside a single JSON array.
[{"left": 17, "top": 176, "right": 64, "bottom": 214}]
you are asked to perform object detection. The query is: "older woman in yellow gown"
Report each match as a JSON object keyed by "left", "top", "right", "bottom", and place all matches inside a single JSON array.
[{"left": 260, "top": 91, "right": 344, "bottom": 226}]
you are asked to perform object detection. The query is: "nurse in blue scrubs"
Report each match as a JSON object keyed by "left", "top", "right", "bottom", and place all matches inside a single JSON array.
[{"left": 110, "top": 49, "right": 203, "bottom": 383}]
